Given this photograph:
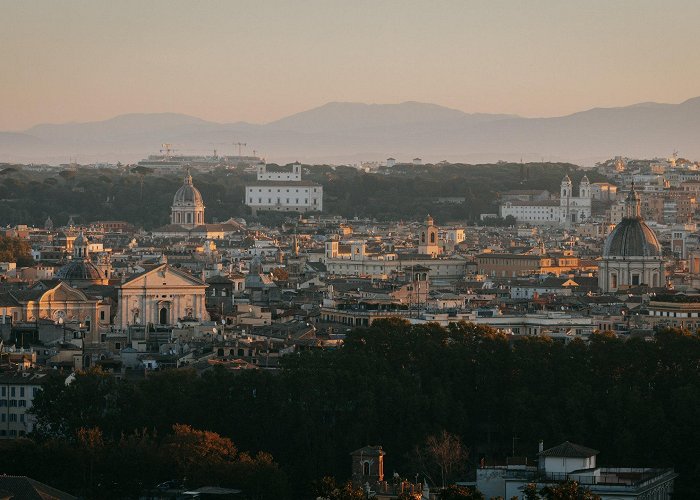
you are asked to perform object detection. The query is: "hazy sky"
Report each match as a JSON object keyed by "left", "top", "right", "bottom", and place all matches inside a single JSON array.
[{"left": 2, "top": 0, "right": 700, "bottom": 130}]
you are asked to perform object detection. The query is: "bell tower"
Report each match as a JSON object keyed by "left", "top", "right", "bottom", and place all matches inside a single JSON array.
[
  {"left": 351, "top": 446, "right": 385, "bottom": 486},
  {"left": 418, "top": 215, "right": 440, "bottom": 257}
]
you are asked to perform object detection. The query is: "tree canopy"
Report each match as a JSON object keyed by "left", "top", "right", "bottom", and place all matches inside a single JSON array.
[
  {"left": 25, "top": 322, "right": 700, "bottom": 497},
  {"left": 0, "top": 162, "right": 605, "bottom": 228}
]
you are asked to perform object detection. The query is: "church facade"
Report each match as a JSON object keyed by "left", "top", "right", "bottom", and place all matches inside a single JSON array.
[
  {"left": 115, "top": 263, "right": 208, "bottom": 328},
  {"left": 500, "top": 175, "right": 592, "bottom": 226}
]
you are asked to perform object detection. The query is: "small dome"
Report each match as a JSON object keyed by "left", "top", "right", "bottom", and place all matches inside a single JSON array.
[
  {"left": 173, "top": 171, "right": 204, "bottom": 206},
  {"left": 55, "top": 260, "right": 104, "bottom": 283},
  {"left": 603, "top": 218, "right": 661, "bottom": 258}
]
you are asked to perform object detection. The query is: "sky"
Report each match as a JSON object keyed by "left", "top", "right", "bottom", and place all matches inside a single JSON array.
[{"left": 2, "top": 0, "right": 700, "bottom": 131}]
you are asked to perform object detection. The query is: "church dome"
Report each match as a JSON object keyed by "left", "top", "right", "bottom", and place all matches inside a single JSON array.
[
  {"left": 55, "top": 260, "right": 104, "bottom": 283},
  {"left": 603, "top": 218, "right": 661, "bottom": 257},
  {"left": 603, "top": 185, "right": 661, "bottom": 258},
  {"left": 173, "top": 171, "right": 204, "bottom": 206}
]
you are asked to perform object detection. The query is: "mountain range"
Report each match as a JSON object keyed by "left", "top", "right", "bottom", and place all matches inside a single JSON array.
[{"left": 2, "top": 98, "right": 700, "bottom": 165}]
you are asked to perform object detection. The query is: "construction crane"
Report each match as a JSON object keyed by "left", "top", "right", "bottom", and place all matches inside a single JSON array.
[
  {"left": 160, "top": 143, "right": 177, "bottom": 159},
  {"left": 233, "top": 142, "right": 247, "bottom": 156}
]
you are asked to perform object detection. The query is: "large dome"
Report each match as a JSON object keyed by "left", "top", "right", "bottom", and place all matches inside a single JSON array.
[
  {"left": 603, "top": 217, "right": 661, "bottom": 257},
  {"left": 173, "top": 172, "right": 204, "bottom": 206},
  {"left": 55, "top": 260, "right": 104, "bottom": 283}
]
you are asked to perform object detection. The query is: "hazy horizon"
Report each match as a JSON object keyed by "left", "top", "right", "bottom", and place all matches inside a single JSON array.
[
  {"left": 3, "top": 0, "right": 700, "bottom": 130},
  {"left": 5, "top": 95, "right": 700, "bottom": 132}
]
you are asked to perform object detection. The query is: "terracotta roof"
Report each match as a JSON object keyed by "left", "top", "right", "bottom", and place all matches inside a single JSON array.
[{"left": 538, "top": 441, "right": 599, "bottom": 458}]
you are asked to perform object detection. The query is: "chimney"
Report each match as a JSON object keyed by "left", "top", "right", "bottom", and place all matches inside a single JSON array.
[{"left": 538, "top": 440, "right": 544, "bottom": 453}]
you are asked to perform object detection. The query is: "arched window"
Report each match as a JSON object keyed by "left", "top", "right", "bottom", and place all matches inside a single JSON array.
[
  {"left": 187, "top": 213, "right": 192, "bottom": 224},
  {"left": 421, "top": 233, "right": 425, "bottom": 243},
  {"left": 363, "top": 461, "right": 370, "bottom": 476},
  {"left": 430, "top": 232, "right": 435, "bottom": 243},
  {"left": 159, "top": 307, "right": 168, "bottom": 325}
]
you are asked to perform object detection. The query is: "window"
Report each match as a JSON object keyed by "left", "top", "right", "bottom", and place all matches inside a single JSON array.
[
  {"left": 18, "top": 400, "right": 26, "bottom": 407},
  {"left": 19, "top": 387, "right": 24, "bottom": 398},
  {"left": 100, "top": 311, "right": 105, "bottom": 321},
  {"left": 10, "top": 387, "right": 15, "bottom": 397}
]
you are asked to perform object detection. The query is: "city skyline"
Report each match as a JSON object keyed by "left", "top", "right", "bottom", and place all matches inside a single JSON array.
[{"left": 2, "top": 0, "right": 700, "bottom": 130}]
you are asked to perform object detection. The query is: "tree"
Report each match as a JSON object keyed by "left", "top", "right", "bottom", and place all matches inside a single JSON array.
[
  {"left": 0, "top": 235, "right": 33, "bottom": 266},
  {"left": 539, "top": 481, "right": 600, "bottom": 500},
  {"left": 414, "top": 430, "right": 468, "bottom": 488},
  {"left": 312, "top": 476, "right": 365, "bottom": 500},
  {"left": 162, "top": 424, "right": 239, "bottom": 487},
  {"left": 161, "top": 424, "right": 289, "bottom": 498},
  {"left": 439, "top": 484, "right": 485, "bottom": 499},
  {"left": 522, "top": 481, "right": 601, "bottom": 500}
]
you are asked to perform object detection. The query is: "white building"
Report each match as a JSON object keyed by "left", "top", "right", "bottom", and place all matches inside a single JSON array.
[
  {"left": 245, "top": 163, "right": 323, "bottom": 214},
  {"left": 0, "top": 373, "right": 45, "bottom": 438},
  {"left": 500, "top": 175, "right": 592, "bottom": 226},
  {"left": 476, "top": 441, "right": 676, "bottom": 499}
]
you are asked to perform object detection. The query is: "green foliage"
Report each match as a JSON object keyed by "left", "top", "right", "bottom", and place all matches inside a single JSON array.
[
  {"left": 0, "top": 162, "right": 605, "bottom": 228},
  {"left": 0, "top": 235, "right": 33, "bottom": 266},
  {"left": 25, "top": 323, "right": 700, "bottom": 498},
  {"left": 2, "top": 423, "right": 288, "bottom": 499}
]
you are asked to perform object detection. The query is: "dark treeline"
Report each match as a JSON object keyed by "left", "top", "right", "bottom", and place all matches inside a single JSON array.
[
  {"left": 0, "top": 162, "right": 604, "bottom": 228},
  {"left": 9, "top": 320, "right": 700, "bottom": 498}
]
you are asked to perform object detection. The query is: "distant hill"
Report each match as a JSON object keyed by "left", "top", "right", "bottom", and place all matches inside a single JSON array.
[
  {"left": 266, "top": 101, "right": 514, "bottom": 133},
  {"left": 2, "top": 98, "right": 700, "bottom": 164}
]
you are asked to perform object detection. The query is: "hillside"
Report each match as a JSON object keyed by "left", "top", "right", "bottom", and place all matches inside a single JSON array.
[{"left": 1, "top": 98, "right": 700, "bottom": 164}]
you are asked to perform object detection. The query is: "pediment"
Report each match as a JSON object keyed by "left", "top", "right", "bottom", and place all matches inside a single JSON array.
[
  {"left": 120, "top": 264, "right": 205, "bottom": 290},
  {"left": 41, "top": 282, "right": 89, "bottom": 302}
]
